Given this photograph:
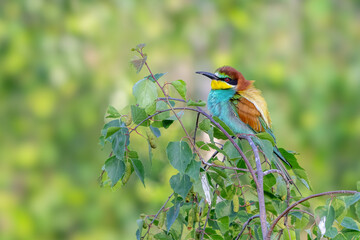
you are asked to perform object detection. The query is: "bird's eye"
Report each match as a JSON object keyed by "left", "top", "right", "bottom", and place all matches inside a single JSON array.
[{"left": 224, "top": 78, "right": 230, "bottom": 82}]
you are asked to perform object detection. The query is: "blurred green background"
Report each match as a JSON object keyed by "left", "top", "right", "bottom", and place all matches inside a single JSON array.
[{"left": 1, "top": 0, "right": 360, "bottom": 239}]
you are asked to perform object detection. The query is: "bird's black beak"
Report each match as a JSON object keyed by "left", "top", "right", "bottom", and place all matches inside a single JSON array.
[{"left": 196, "top": 71, "right": 220, "bottom": 80}]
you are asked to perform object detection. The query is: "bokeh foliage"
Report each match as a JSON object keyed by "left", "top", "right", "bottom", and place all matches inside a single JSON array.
[{"left": 1, "top": 0, "right": 360, "bottom": 239}]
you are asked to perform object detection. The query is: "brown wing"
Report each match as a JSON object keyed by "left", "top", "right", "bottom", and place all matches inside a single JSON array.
[{"left": 235, "top": 97, "right": 264, "bottom": 132}]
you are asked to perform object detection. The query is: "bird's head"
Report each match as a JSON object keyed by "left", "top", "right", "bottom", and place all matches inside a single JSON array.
[{"left": 196, "top": 66, "right": 252, "bottom": 91}]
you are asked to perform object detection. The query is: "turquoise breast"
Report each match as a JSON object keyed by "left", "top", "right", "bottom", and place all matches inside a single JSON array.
[{"left": 207, "top": 89, "right": 253, "bottom": 135}]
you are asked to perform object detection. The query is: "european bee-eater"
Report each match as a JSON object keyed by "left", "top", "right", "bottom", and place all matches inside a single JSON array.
[{"left": 196, "top": 66, "right": 293, "bottom": 184}]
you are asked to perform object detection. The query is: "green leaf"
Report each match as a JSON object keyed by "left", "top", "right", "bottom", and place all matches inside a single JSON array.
[
  {"left": 105, "top": 127, "right": 120, "bottom": 139},
  {"left": 106, "top": 105, "right": 121, "bottom": 118},
  {"left": 105, "top": 156, "right": 125, "bottom": 187},
  {"left": 161, "top": 111, "right": 184, "bottom": 129},
  {"left": 187, "top": 99, "right": 206, "bottom": 107},
  {"left": 145, "top": 72, "right": 167, "bottom": 82},
  {"left": 166, "top": 203, "right": 181, "bottom": 232},
  {"left": 154, "top": 232, "right": 172, "bottom": 240},
  {"left": 325, "top": 227, "right": 338, "bottom": 238},
  {"left": 208, "top": 172, "right": 225, "bottom": 189},
  {"left": 278, "top": 148, "right": 303, "bottom": 170},
  {"left": 166, "top": 142, "right": 193, "bottom": 174},
  {"left": 133, "top": 78, "right": 158, "bottom": 109},
  {"left": 131, "top": 55, "right": 147, "bottom": 73},
  {"left": 213, "top": 126, "right": 228, "bottom": 140},
  {"left": 325, "top": 205, "right": 335, "bottom": 231},
  {"left": 211, "top": 167, "right": 228, "bottom": 179},
  {"left": 196, "top": 141, "right": 210, "bottom": 151},
  {"left": 169, "top": 173, "right": 193, "bottom": 199},
  {"left": 185, "top": 160, "right": 201, "bottom": 180},
  {"left": 256, "top": 132, "right": 275, "bottom": 146},
  {"left": 259, "top": 139, "right": 274, "bottom": 162},
  {"left": 263, "top": 173, "right": 276, "bottom": 192},
  {"left": 212, "top": 116, "right": 234, "bottom": 136},
  {"left": 130, "top": 158, "right": 145, "bottom": 186},
  {"left": 276, "top": 176, "right": 288, "bottom": 199},
  {"left": 199, "top": 119, "right": 211, "bottom": 132},
  {"left": 355, "top": 202, "right": 360, "bottom": 220},
  {"left": 136, "top": 219, "right": 143, "bottom": 239},
  {"left": 112, "top": 128, "right": 129, "bottom": 160},
  {"left": 154, "top": 101, "right": 170, "bottom": 121},
  {"left": 223, "top": 139, "right": 242, "bottom": 160},
  {"left": 333, "top": 230, "right": 360, "bottom": 240},
  {"left": 131, "top": 105, "right": 149, "bottom": 126},
  {"left": 145, "top": 101, "right": 156, "bottom": 115},
  {"left": 272, "top": 200, "right": 287, "bottom": 215},
  {"left": 101, "top": 119, "right": 123, "bottom": 138},
  {"left": 162, "top": 120, "right": 174, "bottom": 129},
  {"left": 332, "top": 198, "right": 346, "bottom": 219},
  {"left": 150, "top": 126, "right": 161, "bottom": 138},
  {"left": 215, "top": 200, "right": 233, "bottom": 219},
  {"left": 171, "top": 80, "right": 187, "bottom": 100},
  {"left": 217, "top": 216, "right": 229, "bottom": 234},
  {"left": 344, "top": 193, "right": 360, "bottom": 208},
  {"left": 341, "top": 217, "right": 360, "bottom": 231},
  {"left": 293, "top": 168, "right": 312, "bottom": 190}
]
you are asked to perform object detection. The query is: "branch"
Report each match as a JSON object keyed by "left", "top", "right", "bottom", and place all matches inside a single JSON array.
[
  {"left": 142, "top": 192, "right": 174, "bottom": 239},
  {"left": 200, "top": 203, "right": 211, "bottom": 240},
  {"left": 266, "top": 190, "right": 359, "bottom": 239},
  {"left": 235, "top": 215, "right": 260, "bottom": 240},
  {"left": 244, "top": 136, "right": 267, "bottom": 238}
]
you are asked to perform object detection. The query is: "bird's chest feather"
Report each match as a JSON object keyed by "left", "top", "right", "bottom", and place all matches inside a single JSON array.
[{"left": 207, "top": 90, "right": 235, "bottom": 117}]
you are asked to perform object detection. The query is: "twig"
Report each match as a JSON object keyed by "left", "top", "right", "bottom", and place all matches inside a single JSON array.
[
  {"left": 203, "top": 161, "right": 249, "bottom": 172},
  {"left": 235, "top": 215, "right": 260, "bottom": 240},
  {"left": 200, "top": 203, "right": 211, "bottom": 240},
  {"left": 142, "top": 192, "right": 174, "bottom": 239},
  {"left": 266, "top": 190, "right": 358, "bottom": 239},
  {"left": 193, "top": 112, "right": 201, "bottom": 151}
]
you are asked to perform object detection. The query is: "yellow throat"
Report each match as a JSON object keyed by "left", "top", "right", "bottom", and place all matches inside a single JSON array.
[{"left": 211, "top": 80, "right": 233, "bottom": 90}]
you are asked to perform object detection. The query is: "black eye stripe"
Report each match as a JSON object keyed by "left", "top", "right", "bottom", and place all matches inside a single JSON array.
[{"left": 222, "top": 77, "right": 237, "bottom": 85}]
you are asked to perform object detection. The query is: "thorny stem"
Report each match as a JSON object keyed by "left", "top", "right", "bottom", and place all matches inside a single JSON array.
[
  {"left": 266, "top": 190, "right": 359, "bottom": 239},
  {"left": 235, "top": 215, "right": 260, "bottom": 240},
  {"left": 141, "top": 192, "right": 174, "bottom": 239}
]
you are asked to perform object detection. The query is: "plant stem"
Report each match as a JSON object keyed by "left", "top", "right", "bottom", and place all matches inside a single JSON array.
[
  {"left": 244, "top": 136, "right": 267, "bottom": 239},
  {"left": 235, "top": 215, "right": 260, "bottom": 240}
]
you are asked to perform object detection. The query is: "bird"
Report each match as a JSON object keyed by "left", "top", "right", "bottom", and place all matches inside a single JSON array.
[{"left": 196, "top": 66, "right": 295, "bottom": 187}]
